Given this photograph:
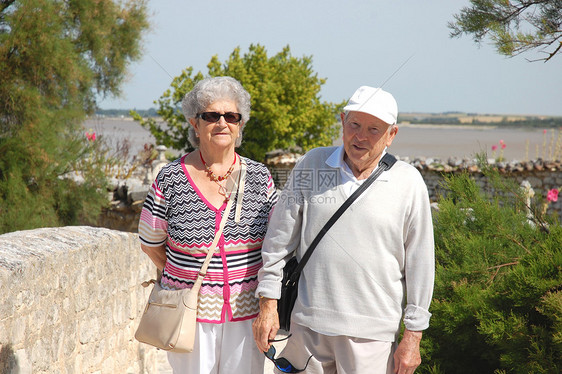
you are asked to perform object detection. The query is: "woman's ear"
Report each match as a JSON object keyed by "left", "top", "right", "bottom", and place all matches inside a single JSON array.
[{"left": 189, "top": 117, "right": 198, "bottom": 132}]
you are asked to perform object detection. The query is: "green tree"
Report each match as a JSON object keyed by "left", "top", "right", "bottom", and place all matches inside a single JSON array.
[
  {"left": 449, "top": 0, "right": 562, "bottom": 62},
  {"left": 133, "top": 44, "right": 345, "bottom": 161},
  {"left": 0, "top": 0, "right": 149, "bottom": 233},
  {"left": 419, "top": 158, "right": 562, "bottom": 373}
]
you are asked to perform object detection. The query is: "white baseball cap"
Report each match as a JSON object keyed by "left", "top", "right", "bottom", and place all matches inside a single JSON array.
[{"left": 343, "top": 86, "right": 398, "bottom": 125}]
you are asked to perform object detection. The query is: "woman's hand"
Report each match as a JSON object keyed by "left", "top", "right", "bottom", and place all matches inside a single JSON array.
[
  {"left": 252, "top": 297, "right": 280, "bottom": 352},
  {"left": 140, "top": 244, "right": 167, "bottom": 271}
]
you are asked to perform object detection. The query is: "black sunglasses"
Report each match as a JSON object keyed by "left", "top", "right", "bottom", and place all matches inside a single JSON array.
[
  {"left": 265, "top": 335, "right": 312, "bottom": 373},
  {"left": 196, "top": 111, "right": 242, "bottom": 124}
]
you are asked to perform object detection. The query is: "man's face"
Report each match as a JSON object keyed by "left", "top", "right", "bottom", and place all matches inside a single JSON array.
[{"left": 341, "top": 111, "right": 398, "bottom": 171}]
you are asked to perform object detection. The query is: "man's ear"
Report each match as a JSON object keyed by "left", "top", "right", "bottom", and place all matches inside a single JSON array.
[{"left": 386, "top": 125, "right": 399, "bottom": 147}]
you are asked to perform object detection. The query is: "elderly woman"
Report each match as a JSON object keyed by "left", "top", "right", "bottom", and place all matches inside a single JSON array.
[{"left": 139, "top": 76, "right": 277, "bottom": 373}]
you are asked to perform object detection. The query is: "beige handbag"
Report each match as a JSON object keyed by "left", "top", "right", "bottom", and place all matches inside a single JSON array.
[{"left": 135, "top": 160, "right": 246, "bottom": 352}]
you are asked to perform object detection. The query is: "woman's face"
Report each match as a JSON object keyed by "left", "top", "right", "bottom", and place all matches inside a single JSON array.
[{"left": 190, "top": 99, "right": 242, "bottom": 151}]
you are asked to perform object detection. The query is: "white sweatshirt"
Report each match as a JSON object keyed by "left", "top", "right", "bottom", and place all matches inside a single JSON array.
[{"left": 257, "top": 146, "right": 435, "bottom": 341}]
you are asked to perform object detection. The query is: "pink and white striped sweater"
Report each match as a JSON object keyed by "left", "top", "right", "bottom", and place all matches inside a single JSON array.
[{"left": 139, "top": 154, "right": 277, "bottom": 323}]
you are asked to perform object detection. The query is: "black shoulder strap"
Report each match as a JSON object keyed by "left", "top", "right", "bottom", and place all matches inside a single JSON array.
[{"left": 287, "top": 153, "right": 397, "bottom": 285}]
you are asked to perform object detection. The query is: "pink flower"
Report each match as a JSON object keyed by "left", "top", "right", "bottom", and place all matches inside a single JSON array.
[
  {"left": 543, "top": 129, "right": 547, "bottom": 134},
  {"left": 547, "top": 189, "right": 559, "bottom": 202},
  {"left": 499, "top": 139, "right": 504, "bottom": 144},
  {"left": 491, "top": 145, "right": 498, "bottom": 151},
  {"left": 501, "top": 143, "right": 506, "bottom": 149},
  {"left": 85, "top": 131, "right": 96, "bottom": 142}
]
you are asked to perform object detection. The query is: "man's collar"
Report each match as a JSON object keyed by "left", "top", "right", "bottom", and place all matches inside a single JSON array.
[
  {"left": 325, "top": 145, "right": 345, "bottom": 169},
  {"left": 326, "top": 145, "right": 388, "bottom": 180}
]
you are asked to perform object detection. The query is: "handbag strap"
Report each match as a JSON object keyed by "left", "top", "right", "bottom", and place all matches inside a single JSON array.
[
  {"left": 191, "top": 158, "right": 246, "bottom": 291},
  {"left": 286, "top": 153, "right": 397, "bottom": 285},
  {"left": 143, "top": 158, "right": 246, "bottom": 289},
  {"left": 198, "top": 197, "right": 234, "bottom": 276},
  {"left": 234, "top": 158, "right": 247, "bottom": 223}
]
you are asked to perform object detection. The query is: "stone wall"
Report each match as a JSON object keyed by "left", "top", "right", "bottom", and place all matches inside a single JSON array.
[
  {"left": 95, "top": 156, "right": 562, "bottom": 233},
  {"left": 0, "top": 226, "right": 161, "bottom": 374},
  {"left": 267, "top": 153, "right": 562, "bottom": 219},
  {"left": 418, "top": 165, "right": 562, "bottom": 205}
]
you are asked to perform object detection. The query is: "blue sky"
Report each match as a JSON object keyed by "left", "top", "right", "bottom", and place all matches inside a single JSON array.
[{"left": 98, "top": 0, "right": 562, "bottom": 116}]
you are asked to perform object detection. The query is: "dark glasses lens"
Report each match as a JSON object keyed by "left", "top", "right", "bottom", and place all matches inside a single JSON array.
[
  {"left": 197, "top": 112, "right": 242, "bottom": 124},
  {"left": 264, "top": 345, "right": 312, "bottom": 373}
]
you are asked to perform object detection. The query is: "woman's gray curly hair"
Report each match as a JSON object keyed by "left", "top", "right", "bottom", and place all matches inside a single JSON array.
[{"left": 181, "top": 76, "right": 251, "bottom": 148}]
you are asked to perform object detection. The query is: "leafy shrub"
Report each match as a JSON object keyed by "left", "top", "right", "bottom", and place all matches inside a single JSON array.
[
  {"left": 420, "top": 159, "right": 562, "bottom": 374},
  {"left": 0, "top": 0, "right": 148, "bottom": 234},
  {"left": 0, "top": 126, "right": 109, "bottom": 233},
  {"left": 132, "top": 44, "right": 345, "bottom": 162}
]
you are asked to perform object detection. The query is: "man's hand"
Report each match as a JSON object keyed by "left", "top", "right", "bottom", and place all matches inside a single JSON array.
[
  {"left": 394, "top": 330, "right": 423, "bottom": 374},
  {"left": 252, "top": 297, "right": 280, "bottom": 352}
]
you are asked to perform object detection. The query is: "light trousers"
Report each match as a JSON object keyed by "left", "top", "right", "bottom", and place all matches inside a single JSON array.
[
  {"left": 167, "top": 319, "right": 264, "bottom": 374},
  {"left": 274, "top": 323, "right": 394, "bottom": 374}
]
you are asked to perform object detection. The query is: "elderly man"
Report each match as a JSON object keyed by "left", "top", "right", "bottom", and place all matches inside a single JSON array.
[{"left": 253, "top": 86, "right": 435, "bottom": 374}]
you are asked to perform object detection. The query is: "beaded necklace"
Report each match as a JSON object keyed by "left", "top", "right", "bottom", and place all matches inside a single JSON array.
[{"left": 199, "top": 151, "right": 237, "bottom": 182}]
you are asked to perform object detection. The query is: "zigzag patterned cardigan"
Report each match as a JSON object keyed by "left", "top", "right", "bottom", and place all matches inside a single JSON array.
[{"left": 139, "top": 154, "right": 278, "bottom": 323}]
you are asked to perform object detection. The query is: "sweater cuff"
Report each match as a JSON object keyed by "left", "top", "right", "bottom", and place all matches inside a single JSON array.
[
  {"left": 403, "top": 304, "right": 432, "bottom": 331},
  {"left": 255, "top": 280, "right": 282, "bottom": 300}
]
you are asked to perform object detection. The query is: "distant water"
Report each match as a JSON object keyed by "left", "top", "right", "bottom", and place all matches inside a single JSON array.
[
  {"left": 84, "top": 117, "right": 559, "bottom": 162},
  {"left": 84, "top": 117, "right": 158, "bottom": 157},
  {"left": 388, "top": 124, "right": 558, "bottom": 161}
]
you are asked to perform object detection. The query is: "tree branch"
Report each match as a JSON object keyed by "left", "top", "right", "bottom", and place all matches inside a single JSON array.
[
  {"left": 487, "top": 261, "right": 519, "bottom": 284},
  {"left": 545, "top": 41, "right": 562, "bottom": 62},
  {"left": 488, "top": 261, "right": 520, "bottom": 270},
  {"left": 450, "top": 0, "right": 561, "bottom": 61}
]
